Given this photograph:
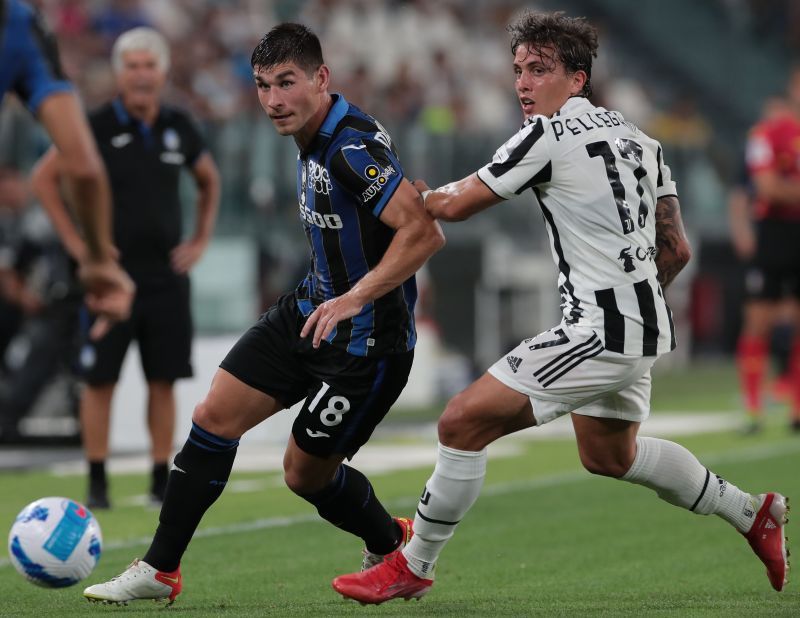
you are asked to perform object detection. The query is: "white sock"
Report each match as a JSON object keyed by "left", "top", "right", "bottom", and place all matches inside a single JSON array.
[
  {"left": 622, "top": 437, "right": 759, "bottom": 532},
  {"left": 403, "top": 443, "right": 487, "bottom": 579}
]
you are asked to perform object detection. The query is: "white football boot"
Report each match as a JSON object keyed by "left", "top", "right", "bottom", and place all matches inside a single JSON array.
[{"left": 83, "top": 559, "right": 182, "bottom": 605}]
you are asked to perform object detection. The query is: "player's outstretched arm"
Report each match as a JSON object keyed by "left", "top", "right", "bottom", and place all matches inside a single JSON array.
[
  {"left": 37, "top": 92, "right": 116, "bottom": 262},
  {"left": 654, "top": 195, "right": 692, "bottom": 289},
  {"left": 416, "top": 173, "right": 504, "bottom": 222},
  {"left": 30, "top": 146, "right": 91, "bottom": 262},
  {"left": 36, "top": 92, "right": 135, "bottom": 337},
  {"left": 301, "top": 180, "right": 445, "bottom": 348}
]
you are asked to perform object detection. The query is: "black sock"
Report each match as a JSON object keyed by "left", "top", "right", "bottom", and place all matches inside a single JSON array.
[
  {"left": 151, "top": 462, "right": 168, "bottom": 495},
  {"left": 143, "top": 423, "right": 238, "bottom": 572},
  {"left": 89, "top": 460, "right": 106, "bottom": 486},
  {"left": 301, "top": 464, "right": 400, "bottom": 555}
]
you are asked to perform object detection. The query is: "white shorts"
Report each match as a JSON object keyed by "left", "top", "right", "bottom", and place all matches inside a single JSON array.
[{"left": 487, "top": 323, "right": 658, "bottom": 426}]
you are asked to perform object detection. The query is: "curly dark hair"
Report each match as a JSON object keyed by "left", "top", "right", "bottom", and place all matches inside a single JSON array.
[
  {"left": 251, "top": 23, "right": 324, "bottom": 74},
  {"left": 507, "top": 11, "right": 598, "bottom": 98}
]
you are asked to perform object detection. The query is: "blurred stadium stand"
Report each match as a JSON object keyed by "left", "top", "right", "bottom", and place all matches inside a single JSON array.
[{"left": 1, "top": 0, "right": 797, "bottom": 442}]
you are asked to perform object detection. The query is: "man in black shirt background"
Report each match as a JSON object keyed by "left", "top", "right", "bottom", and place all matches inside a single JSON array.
[{"left": 32, "top": 27, "right": 220, "bottom": 509}]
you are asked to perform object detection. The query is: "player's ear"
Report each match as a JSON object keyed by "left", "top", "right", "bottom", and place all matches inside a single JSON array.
[
  {"left": 570, "top": 70, "right": 587, "bottom": 96},
  {"left": 315, "top": 64, "right": 330, "bottom": 93}
]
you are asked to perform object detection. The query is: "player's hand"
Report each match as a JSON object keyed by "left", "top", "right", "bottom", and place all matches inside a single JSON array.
[
  {"left": 300, "top": 294, "right": 365, "bottom": 349},
  {"left": 78, "top": 259, "right": 135, "bottom": 340},
  {"left": 171, "top": 239, "right": 207, "bottom": 274}
]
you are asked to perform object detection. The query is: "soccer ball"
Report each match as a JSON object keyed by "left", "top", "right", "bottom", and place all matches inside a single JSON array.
[{"left": 8, "top": 497, "right": 102, "bottom": 588}]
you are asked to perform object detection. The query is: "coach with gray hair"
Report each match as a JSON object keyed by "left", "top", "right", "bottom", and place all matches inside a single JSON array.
[{"left": 32, "top": 26, "right": 220, "bottom": 510}]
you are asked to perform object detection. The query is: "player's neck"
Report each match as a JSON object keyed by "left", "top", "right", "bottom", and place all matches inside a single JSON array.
[{"left": 294, "top": 93, "right": 333, "bottom": 152}]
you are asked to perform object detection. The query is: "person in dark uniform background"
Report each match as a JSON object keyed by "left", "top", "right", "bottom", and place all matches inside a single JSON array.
[
  {"left": 32, "top": 26, "right": 220, "bottom": 508},
  {"left": 0, "top": 0, "right": 134, "bottom": 388},
  {"left": 82, "top": 22, "right": 444, "bottom": 605}
]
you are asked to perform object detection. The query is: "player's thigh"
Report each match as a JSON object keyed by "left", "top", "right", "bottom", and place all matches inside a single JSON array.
[
  {"left": 219, "top": 293, "right": 312, "bottom": 409},
  {"left": 136, "top": 280, "right": 193, "bottom": 382},
  {"left": 488, "top": 324, "right": 656, "bottom": 427},
  {"left": 79, "top": 307, "right": 133, "bottom": 385},
  {"left": 194, "top": 367, "right": 285, "bottom": 439},
  {"left": 570, "top": 413, "right": 640, "bottom": 477},
  {"left": 291, "top": 348, "right": 414, "bottom": 459}
]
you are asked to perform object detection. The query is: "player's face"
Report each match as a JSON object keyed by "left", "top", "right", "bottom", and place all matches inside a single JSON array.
[
  {"left": 116, "top": 50, "right": 166, "bottom": 108},
  {"left": 253, "top": 62, "right": 328, "bottom": 138},
  {"left": 513, "top": 44, "right": 584, "bottom": 119}
]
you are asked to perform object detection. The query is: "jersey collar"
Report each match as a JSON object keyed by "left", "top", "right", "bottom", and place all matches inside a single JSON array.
[
  {"left": 551, "top": 96, "right": 593, "bottom": 118},
  {"left": 303, "top": 93, "right": 349, "bottom": 154}
]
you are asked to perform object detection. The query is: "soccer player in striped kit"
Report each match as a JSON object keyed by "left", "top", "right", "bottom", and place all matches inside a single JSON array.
[
  {"left": 82, "top": 22, "right": 444, "bottom": 604},
  {"left": 333, "top": 11, "right": 789, "bottom": 604}
]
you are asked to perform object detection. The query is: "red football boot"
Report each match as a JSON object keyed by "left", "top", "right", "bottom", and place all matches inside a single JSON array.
[
  {"left": 333, "top": 550, "right": 433, "bottom": 605},
  {"left": 743, "top": 493, "right": 790, "bottom": 591}
]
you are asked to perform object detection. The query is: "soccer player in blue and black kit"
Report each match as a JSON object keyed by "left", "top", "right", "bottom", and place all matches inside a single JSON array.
[
  {"left": 0, "top": 0, "right": 133, "bottom": 349},
  {"left": 83, "top": 23, "right": 445, "bottom": 604}
]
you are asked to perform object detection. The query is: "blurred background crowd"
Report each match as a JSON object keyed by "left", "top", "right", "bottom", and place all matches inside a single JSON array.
[{"left": 1, "top": 0, "right": 799, "bottom": 440}]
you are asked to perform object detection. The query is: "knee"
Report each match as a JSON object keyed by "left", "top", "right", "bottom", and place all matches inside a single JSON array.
[
  {"left": 437, "top": 392, "right": 482, "bottom": 449},
  {"left": 283, "top": 463, "right": 326, "bottom": 496},
  {"left": 191, "top": 399, "right": 239, "bottom": 440},
  {"left": 577, "top": 450, "right": 633, "bottom": 479}
]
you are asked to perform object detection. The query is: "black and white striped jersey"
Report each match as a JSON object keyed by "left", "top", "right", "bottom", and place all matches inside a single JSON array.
[{"left": 477, "top": 97, "right": 678, "bottom": 357}]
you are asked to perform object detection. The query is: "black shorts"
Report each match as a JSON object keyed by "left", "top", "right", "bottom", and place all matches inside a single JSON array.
[
  {"left": 220, "top": 293, "right": 414, "bottom": 458},
  {"left": 80, "top": 276, "right": 193, "bottom": 385},
  {"left": 745, "top": 220, "right": 800, "bottom": 300}
]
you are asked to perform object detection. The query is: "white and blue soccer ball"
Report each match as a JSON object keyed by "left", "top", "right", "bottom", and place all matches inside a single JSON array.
[{"left": 8, "top": 497, "right": 102, "bottom": 588}]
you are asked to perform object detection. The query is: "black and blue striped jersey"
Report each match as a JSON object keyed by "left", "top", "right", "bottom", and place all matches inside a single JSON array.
[
  {"left": 0, "top": 0, "right": 72, "bottom": 113},
  {"left": 293, "top": 94, "right": 417, "bottom": 357}
]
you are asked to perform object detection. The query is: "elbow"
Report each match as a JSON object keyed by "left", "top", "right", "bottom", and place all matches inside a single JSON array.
[
  {"left": 61, "top": 148, "right": 105, "bottom": 185},
  {"left": 678, "top": 240, "right": 692, "bottom": 270}
]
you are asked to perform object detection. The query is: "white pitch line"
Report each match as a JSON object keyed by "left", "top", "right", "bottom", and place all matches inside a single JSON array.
[{"left": 3, "top": 439, "right": 798, "bottom": 571}]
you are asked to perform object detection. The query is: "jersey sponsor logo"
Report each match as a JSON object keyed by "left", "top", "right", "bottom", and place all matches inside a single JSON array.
[
  {"left": 618, "top": 247, "right": 636, "bottom": 272},
  {"left": 110, "top": 133, "right": 133, "bottom": 148},
  {"left": 163, "top": 128, "right": 180, "bottom": 151},
  {"left": 506, "top": 355, "right": 522, "bottom": 373},
  {"left": 617, "top": 245, "right": 656, "bottom": 273},
  {"left": 160, "top": 152, "right": 185, "bottom": 165},
  {"left": 307, "top": 159, "right": 332, "bottom": 195},
  {"left": 361, "top": 164, "right": 397, "bottom": 203},
  {"left": 298, "top": 204, "right": 344, "bottom": 229}
]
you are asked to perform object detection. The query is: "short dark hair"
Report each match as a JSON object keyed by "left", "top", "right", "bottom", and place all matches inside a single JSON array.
[
  {"left": 507, "top": 11, "right": 598, "bottom": 98},
  {"left": 250, "top": 23, "right": 324, "bottom": 74}
]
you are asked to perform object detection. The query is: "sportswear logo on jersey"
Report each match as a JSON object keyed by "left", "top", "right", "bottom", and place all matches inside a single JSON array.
[
  {"left": 618, "top": 247, "right": 636, "bottom": 272},
  {"left": 170, "top": 464, "right": 187, "bottom": 474},
  {"left": 306, "top": 428, "right": 331, "bottom": 439},
  {"left": 110, "top": 133, "right": 132, "bottom": 148},
  {"left": 307, "top": 159, "right": 332, "bottom": 195},
  {"left": 160, "top": 152, "right": 185, "bottom": 165},
  {"left": 506, "top": 355, "right": 522, "bottom": 373},
  {"left": 374, "top": 127, "right": 392, "bottom": 149},
  {"left": 361, "top": 164, "right": 397, "bottom": 202},
  {"left": 163, "top": 128, "right": 180, "bottom": 151}
]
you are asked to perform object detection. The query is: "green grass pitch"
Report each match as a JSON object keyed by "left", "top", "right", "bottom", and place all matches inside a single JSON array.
[{"left": 1, "top": 363, "right": 799, "bottom": 616}]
